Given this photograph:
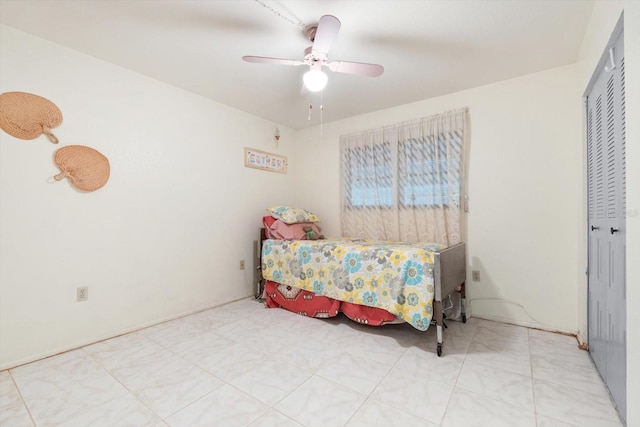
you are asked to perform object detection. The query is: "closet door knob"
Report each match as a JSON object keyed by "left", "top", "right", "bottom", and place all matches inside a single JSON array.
[
  {"left": 591, "top": 225, "right": 599, "bottom": 231},
  {"left": 610, "top": 227, "right": 619, "bottom": 234}
]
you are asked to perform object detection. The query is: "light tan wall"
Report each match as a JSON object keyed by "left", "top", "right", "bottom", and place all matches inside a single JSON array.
[
  {"left": 294, "top": 64, "right": 583, "bottom": 335},
  {"left": 0, "top": 25, "right": 296, "bottom": 369}
]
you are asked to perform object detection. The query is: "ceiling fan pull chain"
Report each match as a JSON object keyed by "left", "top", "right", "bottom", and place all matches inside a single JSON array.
[
  {"left": 308, "top": 103, "right": 312, "bottom": 121},
  {"left": 253, "top": 0, "right": 305, "bottom": 30},
  {"left": 320, "top": 91, "right": 324, "bottom": 138}
]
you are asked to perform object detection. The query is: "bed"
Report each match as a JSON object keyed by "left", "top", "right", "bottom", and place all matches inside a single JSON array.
[{"left": 258, "top": 217, "right": 467, "bottom": 357}]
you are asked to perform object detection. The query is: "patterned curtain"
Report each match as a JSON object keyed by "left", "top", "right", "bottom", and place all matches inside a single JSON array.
[{"left": 340, "top": 108, "right": 469, "bottom": 245}]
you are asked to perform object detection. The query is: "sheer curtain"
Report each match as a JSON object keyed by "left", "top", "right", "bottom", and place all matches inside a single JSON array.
[{"left": 340, "top": 108, "right": 469, "bottom": 245}]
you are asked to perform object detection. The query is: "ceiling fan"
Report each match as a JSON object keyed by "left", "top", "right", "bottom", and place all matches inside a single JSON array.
[{"left": 243, "top": 15, "right": 384, "bottom": 92}]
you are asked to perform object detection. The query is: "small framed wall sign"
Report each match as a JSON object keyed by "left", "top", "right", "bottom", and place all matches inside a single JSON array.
[{"left": 244, "top": 147, "right": 287, "bottom": 174}]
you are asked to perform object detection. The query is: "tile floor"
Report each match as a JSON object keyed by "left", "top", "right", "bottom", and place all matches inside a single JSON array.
[{"left": 0, "top": 298, "right": 624, "bottom": 427}]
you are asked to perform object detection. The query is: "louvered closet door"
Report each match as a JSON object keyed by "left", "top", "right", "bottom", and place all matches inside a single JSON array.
[
  {"left": 586, "top": 29, "right": 626, "bottom": 422},
  {"left": 587, "top": 72, "right": 608, "bottom": 380}
]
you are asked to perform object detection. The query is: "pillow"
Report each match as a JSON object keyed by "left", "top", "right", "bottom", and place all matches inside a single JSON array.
[
  {"left": 268, "top": 220, "right": 322, "bottom": 240},
  {"left": 267, "top": 206, "right": 320, "bottom": 224},
  {"left": 262, "top": 215, "right": 277, "bottom": 230}
]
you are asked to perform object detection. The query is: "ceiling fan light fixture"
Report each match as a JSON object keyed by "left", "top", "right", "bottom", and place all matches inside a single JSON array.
[{"left": 303, "top": 69, "right": 328, "bottom": 92}]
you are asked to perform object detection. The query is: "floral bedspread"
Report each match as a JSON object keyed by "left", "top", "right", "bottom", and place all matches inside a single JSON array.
[{"left": 261, "top": 238, "right": 446, "bottom": 331}]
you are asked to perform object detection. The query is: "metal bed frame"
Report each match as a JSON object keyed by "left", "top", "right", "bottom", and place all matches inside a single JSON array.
[
  {"left": 256, "top": 229, "right": 467, "bottom": 357},
  {"left": 433, "top": 242, "right": 467, "bottom": 356}
]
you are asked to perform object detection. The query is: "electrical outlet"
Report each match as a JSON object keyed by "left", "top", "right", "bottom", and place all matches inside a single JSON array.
[
  {"left": 77, "top": 286, "right": 88, "bottom": 302},
  {"left": 239, "top": 260, "right": 245, "bottom": 270},
  {"left": 472, "top": 270, "right": 481, "bottom": 282}
]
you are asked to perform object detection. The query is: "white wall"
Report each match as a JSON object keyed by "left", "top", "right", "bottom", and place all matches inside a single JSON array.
[
  {"left": 294, "top": 64, "right": 583, "bottom": 335},
  {"left": 0, "top": 25, "right": 296, "bottom": 370}
]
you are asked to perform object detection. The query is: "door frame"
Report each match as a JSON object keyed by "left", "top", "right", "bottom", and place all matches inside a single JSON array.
[
  {"left": 581, "top": 11, "right": 624, "bottom": 351},
  {"left": 582, "top": 12, "right": 625, "bottom": 424}
]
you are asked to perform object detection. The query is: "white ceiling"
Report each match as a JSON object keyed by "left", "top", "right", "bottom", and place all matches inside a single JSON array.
[{"left": 0, "top": 0, "right": 594, "bottom": 129}]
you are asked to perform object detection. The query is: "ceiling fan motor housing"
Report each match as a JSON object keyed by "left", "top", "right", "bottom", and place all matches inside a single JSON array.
[
  {"left": 304, "top": 46, "right": 326, "bottom": 64},
  {"left": 304, "top": 25, "right": 318, "bottom": 42}
]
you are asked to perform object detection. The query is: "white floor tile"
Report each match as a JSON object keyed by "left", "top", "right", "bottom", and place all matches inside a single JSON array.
[
  {"left": 166, "top": 384, "right": 268, "bottom": 427},
  {"left": 316, "top": 351, "right": 392, "bottom": 394},
  {"left": 275, "top": 376, "right": 366, "bottom": 427},
  {"left": 473, "top": 326, "right": 530, "bottom": 350},
  {"left": 457, "top": 359, "right": 534, "bottom": 411},
  {"left": 135, "top": 365, "right": 223, "bottom": 418},
  {"left": 214, "top": 318, "right": 268, "bottom": 343},
  {"left": 445, "top": 317, "right": 479, "bottom": 338},
  {"left": 475, "top": 319, "right": 529, "bottom": 341},
  {"left": 248, "top": 409, "right": 303, "bottom": 427},
  {"left": 396, "top": 345, "right": 465, "bottom": 386},
  {"left": 191, "top": 342, "right": 267, "bottom": 382},
  {"left": 466, "top": 340, "right": 532, "bottom": 377},
  {"left": 84, "top": 332, "right": 166, "bottom": 371},
  {"left": 528, "top": 335, "right": 592, "bottom": 362},
  {"left": 531, "top": 353, "right": 608, "bottom": 397},
  {"left": 442, "top": 388, "right": 536, "bottom": 427},
  {"left": 533, "top": 379, "right": 623, "bottom": 427},
  {"left": 10, "top": 350, "right": 88, "bottom": 380},
  {"left": 230, "top": 359, "right": 313, "bottom": 406},
  {"left": 346, "top": 398, "right": 438, "bottom": 427},
  {"left": 331, "top": 331, "right": 407, "bottom": 365},
  {"left": 138, "top": 319, "right": 211, "bottom": 349},
  {"left": 0, "top": 403, "right": 34, "bottom": 427},
  {"left": 169, "top": 330, "right": 235, "bottom": 361},
  {"left": 438, "top": 329, "right": 474, "bottom": 355},
  {"left": 370, "top": 363, "right": 453, "bottom": 424},
  {"left": 0, "top": 372, "right": 33, "bottom": 427},
  {"left": 215, "top": 298, "right": 263, "bottom": 317},
  {"left": 109, "top": 348, "right": 195, "bottom": 391},
  {"left": 110, "top": 349, "right": 223, "bottom": 417},
  {"left": 2, "top": 299, "right": 623, "bottom": 427},
  {"left": 269, "top": 340, "right": 343, "bottom": 373},
  {"left": 187, "top": 306, "right": 238, "bottom": 329},
  {"left": 56, "top": 393, "right": 159, "bottom": 427},
  {"left": 11, "top": 352, "right": 128, "bottom": 427},
  {"left": 535, "top": 414, "right": 580, "bottom": 427}
]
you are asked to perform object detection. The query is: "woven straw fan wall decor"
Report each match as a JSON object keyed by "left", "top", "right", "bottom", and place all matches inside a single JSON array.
[
  {"left": 54, "top": 145, "right": 110, "bottom": 192},
  {"left": 0, "top": 91, "right": 111, "bottom": 192},
  {"left": 0, "top": 92, "right": 63, "bottom": 144}
]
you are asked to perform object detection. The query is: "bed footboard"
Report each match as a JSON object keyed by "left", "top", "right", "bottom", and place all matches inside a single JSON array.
[{"left": 433, "top": 242, "right": 467, "bottom": 356}]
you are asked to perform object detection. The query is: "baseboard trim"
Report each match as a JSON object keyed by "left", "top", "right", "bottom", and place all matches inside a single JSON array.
[
  {"left": 472, "top": 314, "right": 580, "bottom": 342},
  {"left": 0, "top": 294, "right": 253, "bottom": 371}
]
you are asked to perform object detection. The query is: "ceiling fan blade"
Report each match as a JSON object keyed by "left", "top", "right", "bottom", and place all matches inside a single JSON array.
[
  {"left": 312, "top": 15, "right": 341, "bottom": 57},
  {"left": 327, "top": 61, "right": 384, "bottom": 77},
  {"left": 243, "top": 56, "right": 304, "bottom": 66}
]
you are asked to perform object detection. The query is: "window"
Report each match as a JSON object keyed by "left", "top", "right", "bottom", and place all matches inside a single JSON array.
[
  {"left": 344, "top": 135, "right": 462, "bottom": 209},
  {"left": 344, "top": 143, "right": 393, "bottom": 208},
  {"left": 398, "top": 135, "right": 462, "bottom": 207},
  {"left": 340, "top": 108, "right": 468, "bottom": 244}
]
